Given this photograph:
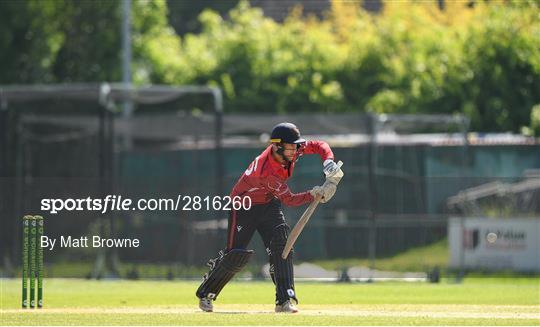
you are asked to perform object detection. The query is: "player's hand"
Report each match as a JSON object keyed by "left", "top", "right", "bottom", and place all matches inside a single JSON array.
[
  {"left": 319, "top": 181, "right": 337, "bottom": 203},
  {"left": 323, "top": 160, "right": 344, "bottom": 185},
  {"left": 309, "top": 184, "right": 337, "bottom": 203},
  {"left": 309, "top": 186, "right": 325, "bottom": 200},
  {"left": 323, "top": 159, "right": 340, "bottom": 177}
]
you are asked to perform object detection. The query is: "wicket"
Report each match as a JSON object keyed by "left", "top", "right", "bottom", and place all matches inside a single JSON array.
[{"left": 22, "top": 215, "right": 44, "bottom": 309}]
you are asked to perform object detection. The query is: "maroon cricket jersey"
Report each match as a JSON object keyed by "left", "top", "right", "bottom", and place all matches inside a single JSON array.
[{"left": 230, "top": 141, "right": 334, "bottom": 207}]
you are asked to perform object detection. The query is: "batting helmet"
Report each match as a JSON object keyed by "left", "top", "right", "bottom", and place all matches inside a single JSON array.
[
  {"left": 270, "top": 123, "right": 306, "bottom": 163},
  {"left": 270, "top": 123, "right": 306, "bottom": 144}
]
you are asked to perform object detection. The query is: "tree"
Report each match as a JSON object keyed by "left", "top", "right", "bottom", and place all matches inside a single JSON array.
[
  {"left": 0, "top": 0, "right": 63, "bottom": 83},
  {"left": 52, "top": 0, "right": 122, "bottom": 82}
]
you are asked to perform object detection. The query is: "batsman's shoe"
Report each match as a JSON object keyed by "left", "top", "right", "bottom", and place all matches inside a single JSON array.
[
  {"left": 198, "top": 296, "right": 214, "bottom": 312},
  {"left": 275, "top": 300, "right": 299, "bottom": 313}
]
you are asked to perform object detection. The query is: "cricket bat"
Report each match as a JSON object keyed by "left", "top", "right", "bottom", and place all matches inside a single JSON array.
[{"left": 282, "top": 161, "right": 343, "bottom": 259}]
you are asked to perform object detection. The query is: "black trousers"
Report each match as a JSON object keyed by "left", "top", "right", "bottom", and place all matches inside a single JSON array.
[
  {"left": 227, "top": 199, "right": 285, "bottom": 250},
  {"left": 226, "top": 199, "right": 296, "bottom": 304}
]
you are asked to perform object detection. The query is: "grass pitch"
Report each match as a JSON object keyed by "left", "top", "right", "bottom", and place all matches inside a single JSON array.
[{"left": 1, "top": 278, "right": 539, "bottom": 325}]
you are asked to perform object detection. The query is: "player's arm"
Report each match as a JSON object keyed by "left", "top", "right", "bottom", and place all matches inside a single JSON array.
[
  {"left": 302, "top": 140, "right": 334, "bottom": 162},
  {"left": 302, "top": 140, "right": 341, "bottom": 180},
  {"left": 302, "top": 140, "right": 341, "bottom": 175},
  {"left": 263, "top": 176, "right": 314, "bottom": 207},
  {"left": 303, "top": 141, "right": 344, "bottom": 204}
]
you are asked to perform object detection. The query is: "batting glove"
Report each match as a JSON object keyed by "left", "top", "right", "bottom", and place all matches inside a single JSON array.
[
  {"left": 323, "top": 159, "right": 340, "bottom": 177},
  {"left": 309, "top": 185, "right": 325, "bottom": 199}
]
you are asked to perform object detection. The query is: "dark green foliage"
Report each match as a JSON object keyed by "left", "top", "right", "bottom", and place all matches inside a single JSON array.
[
  {"left": 52, "top": 0, "right": 122, "bottom": 82},
  {"left": 1, "top": 0, "right": 538, "bottom": 133},
  {"left": 0, "top": 0, "right": 62, "bottom": 83}
]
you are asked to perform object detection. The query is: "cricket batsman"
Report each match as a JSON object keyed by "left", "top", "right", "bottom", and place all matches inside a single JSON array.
[{"left": 196, "top": 122, "right": 343, "bottom": 313}]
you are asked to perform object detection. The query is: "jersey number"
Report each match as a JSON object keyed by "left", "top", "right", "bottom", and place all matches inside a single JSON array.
[{"left": 245, "top": 156, "right": 260, "bottom": 176}]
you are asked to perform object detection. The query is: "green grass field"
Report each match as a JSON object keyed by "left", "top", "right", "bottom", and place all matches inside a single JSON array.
[
  {"left": 26, "top": 239, "right": 537, "bottom": 279},
  {"left": 1, "top": 278, "right": 539, "bottom": 325}
]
